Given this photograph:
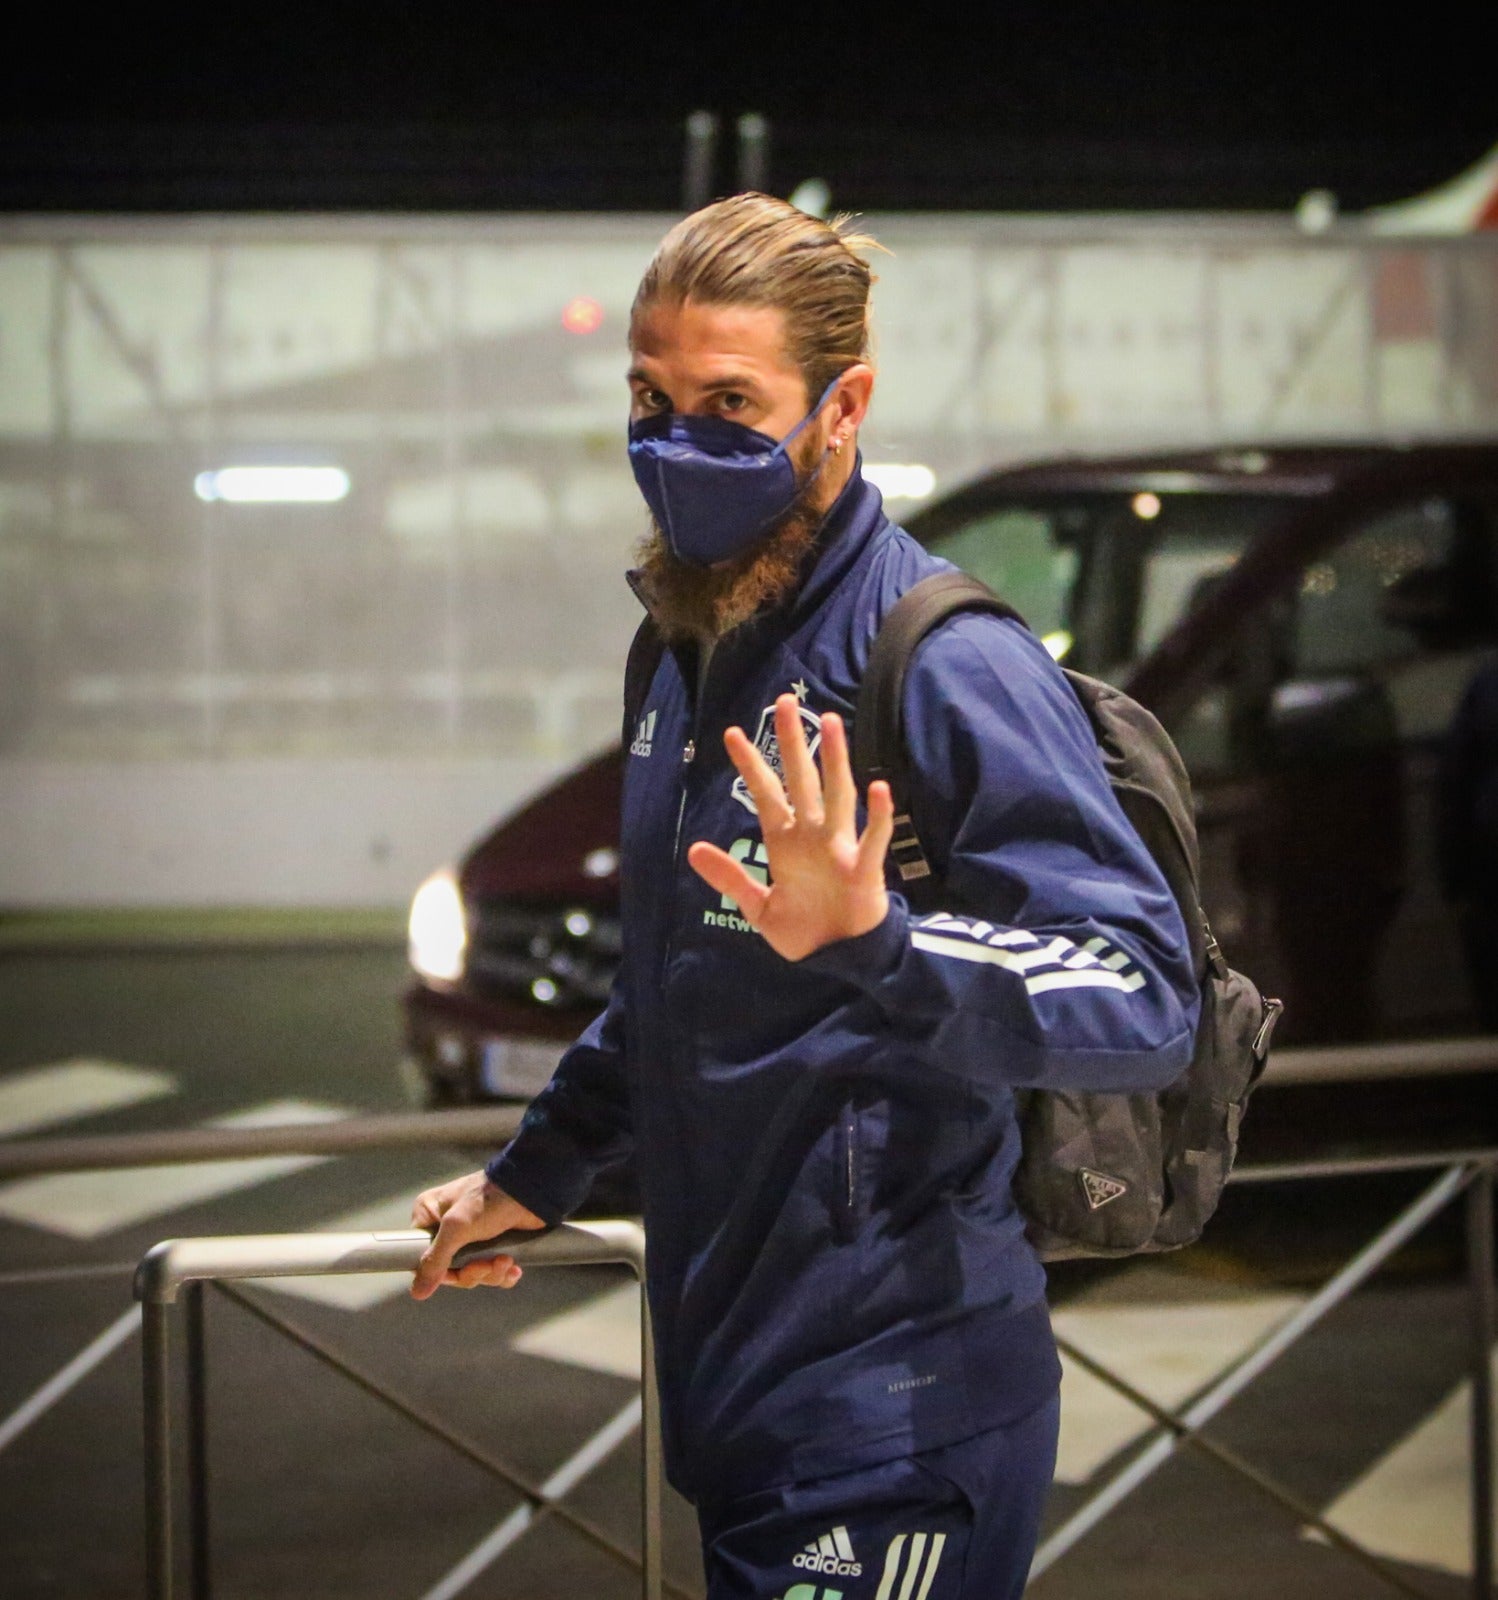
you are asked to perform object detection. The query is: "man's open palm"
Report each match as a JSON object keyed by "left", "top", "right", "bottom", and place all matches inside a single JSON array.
[{"left": 687, "top": 696, "right": 893, "bottom": 962}]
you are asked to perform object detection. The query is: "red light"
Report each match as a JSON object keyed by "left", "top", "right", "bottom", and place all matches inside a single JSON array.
[{"left": 562, "top": 297, "right": 604, "bottom": 335}]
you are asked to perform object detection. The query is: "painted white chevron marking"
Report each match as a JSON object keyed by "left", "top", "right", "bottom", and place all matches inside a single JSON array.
[
  {"left": 0, "top": 1306, "right": 141, "bottom": 1456},
  {"left": 1052, "top": 1294, "right": 1304, "bottom": 1483},
  {"left": 416, "top": 1396, "right": 641, "bottom": 1600},
  {"left": 511, "top": 1280, "right": 642, "bottom": 1379},
  {"left": 0, "top": 1059, "right": 176, "bottom": 1138},
  {"left": 1313, "top": 1348, "right": 1498, "bottom": 1577},
  {"left": 258, "top": 1174, "right": 469, "bottom": 1310},
  {"left": 0, "top": 1099, "right": 350, "bottom": 1239}
]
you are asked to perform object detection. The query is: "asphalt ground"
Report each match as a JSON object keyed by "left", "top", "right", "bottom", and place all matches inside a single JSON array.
[{"left": 0, "top": 939, "right": 1489, "bottom": 1599}]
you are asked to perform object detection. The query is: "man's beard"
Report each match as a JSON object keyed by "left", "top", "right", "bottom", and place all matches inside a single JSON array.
[{"left": 632, "top": 439, "right": 830, "bottom": 645}]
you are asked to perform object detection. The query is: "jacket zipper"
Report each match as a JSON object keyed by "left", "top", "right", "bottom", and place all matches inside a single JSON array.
[{"left": 660, "top": 725, "right": 697, "bottom": 979}]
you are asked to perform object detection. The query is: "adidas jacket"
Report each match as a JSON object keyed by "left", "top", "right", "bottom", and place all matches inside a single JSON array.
[{"left": 487, "top": 465, "right": 1200, "bottom": 1502}]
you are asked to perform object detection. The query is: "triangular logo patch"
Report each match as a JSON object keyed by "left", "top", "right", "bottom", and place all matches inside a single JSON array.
[{"left": 1079, "top": 1167, "right": 1129, "bottom": 1210}]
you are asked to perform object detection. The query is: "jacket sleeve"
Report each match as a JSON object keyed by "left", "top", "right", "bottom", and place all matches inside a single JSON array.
[
  {"left": 802, "top": 612, "right": 1199, "bottom": 1093},
  {"left": 484, "top": 970, "right": 633, "bottom": 1225}
]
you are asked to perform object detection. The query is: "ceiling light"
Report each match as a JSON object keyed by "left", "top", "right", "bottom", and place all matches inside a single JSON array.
[{"left": 195, "top": 467, "right": 350, "bottom": 504}]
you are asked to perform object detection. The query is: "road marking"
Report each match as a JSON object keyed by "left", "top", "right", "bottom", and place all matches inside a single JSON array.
[
  {"left": 511, "top": 1280, "right": 641, "bottom": 1378},
  {"left": 0, "top": 1305, "right": 141, "bottom": 1456},
  {"left": 257, "top": 1176, "right": 469, "bottom": 1310},
  {"left": 0, "top": 1059, "right": 176, "bottom": 1138},
  {"left": 1052, "top": 1293, "right": 1305, "bottom": 1483},
  {"left": 417, "top": 1396, "right": 642, "bottom": 1600},
  {"left": 1313, "top": 1347, "right": 1498, "bottom": 1576},
  {"left": 0, "top": 1099, "right": 350, "bottom": 1239}
]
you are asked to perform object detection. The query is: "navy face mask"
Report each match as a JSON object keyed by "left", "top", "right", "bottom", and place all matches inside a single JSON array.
[{"left": 627, "top": 379, "right": 840, "bottom": 568}]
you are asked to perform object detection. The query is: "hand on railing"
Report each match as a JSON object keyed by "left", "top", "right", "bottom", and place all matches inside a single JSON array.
[{"left": 409, "top": 1172, "right": 547, "bottom": 1300}]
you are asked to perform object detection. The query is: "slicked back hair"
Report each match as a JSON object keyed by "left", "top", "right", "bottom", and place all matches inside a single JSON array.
[{"left": 630, "top": 192, "right": 884, "bottom": 404}]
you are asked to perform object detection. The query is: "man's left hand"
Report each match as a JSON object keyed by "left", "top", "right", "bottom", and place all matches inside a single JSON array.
[{"left": 687, "top": 695, "right": 894, "bottom": 961}]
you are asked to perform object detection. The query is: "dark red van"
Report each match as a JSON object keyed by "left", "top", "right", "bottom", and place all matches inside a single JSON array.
[{"left": 403, "top": 441, "right": 1498, "bottom": 1126}]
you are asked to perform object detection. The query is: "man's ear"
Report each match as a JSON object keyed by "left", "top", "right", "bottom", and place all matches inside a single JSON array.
[{"left": 828, "top": 362, "right": 875, "bottom": 442}]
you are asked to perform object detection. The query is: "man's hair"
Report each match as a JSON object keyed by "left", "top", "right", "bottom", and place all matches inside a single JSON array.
[{"left": 630, "top": 192, "right": 884, "bottom": 403}]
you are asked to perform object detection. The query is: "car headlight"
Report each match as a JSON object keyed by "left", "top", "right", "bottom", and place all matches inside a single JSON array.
[{"left": 408, "top": 868, "right": 468, "bottom": 983}]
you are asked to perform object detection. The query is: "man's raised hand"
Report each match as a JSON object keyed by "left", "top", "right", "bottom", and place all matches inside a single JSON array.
[
  {"left": 687, "top": 696, "right": 894, "bottom": 962},
  {"left": 409, "top": 1171, "right": 546, "bottom": 1300}
]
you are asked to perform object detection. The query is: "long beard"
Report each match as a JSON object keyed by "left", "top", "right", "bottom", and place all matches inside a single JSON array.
[{"left": 633, "top": 445, "right": 830, "bottom": 645}]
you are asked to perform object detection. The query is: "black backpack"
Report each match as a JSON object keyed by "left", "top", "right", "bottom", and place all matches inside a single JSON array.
[
  {"left": 850, "top": 572, "right": 1283, "bottom": 1259},
  {"left": 621, "top": 572, "right": 1283, "bottom": 1260}
]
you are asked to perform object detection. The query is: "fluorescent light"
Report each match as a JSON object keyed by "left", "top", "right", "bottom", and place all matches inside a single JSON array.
[
  {"left": 1041, "top": 629, "right": 1074, "bottom": 661},
  {"left": 195, "top": 467, "right": 350, "bottom": 504},
  {"left": 864, "top": 463, "right": 937, "bottom": 502}
]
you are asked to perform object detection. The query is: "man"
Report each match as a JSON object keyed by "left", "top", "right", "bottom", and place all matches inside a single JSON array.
[{"left": 411, "top": 194, "right": 1198, "bottom": 1598}]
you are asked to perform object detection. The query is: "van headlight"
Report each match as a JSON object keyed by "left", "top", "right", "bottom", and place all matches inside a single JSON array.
[{"left": 408, "top": 869, "right": 468, "bottom": 983}]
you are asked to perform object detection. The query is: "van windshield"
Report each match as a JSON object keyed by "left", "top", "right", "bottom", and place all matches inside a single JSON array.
[{"left": 922, "top": 492, "right": 1288, "bottom": 681}]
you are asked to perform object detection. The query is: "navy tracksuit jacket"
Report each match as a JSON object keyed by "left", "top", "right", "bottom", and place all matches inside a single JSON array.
[{"left": 488, "top": 465, "right": 1199, "bottom": 1505}]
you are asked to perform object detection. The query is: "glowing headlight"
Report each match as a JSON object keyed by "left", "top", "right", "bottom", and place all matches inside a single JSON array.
[{"left": 408, "top": 869, "right": 467, "bottom": 983}]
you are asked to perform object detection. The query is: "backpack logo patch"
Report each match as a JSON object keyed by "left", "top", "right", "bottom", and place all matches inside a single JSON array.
[
  {"left": 1079, "top": 1168, "right": 1129, "bottom": 1210},
  {"left": 731, "top": 697, "right": 822, "bottom": 815}
]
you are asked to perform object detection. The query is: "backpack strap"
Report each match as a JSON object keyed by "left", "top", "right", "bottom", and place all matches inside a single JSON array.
[
  {"left": 852, "top": 572, "right": 1027, "bottom": 888},
  {"left": 622, "top": 615, "right": 666, "bottom": 748}
]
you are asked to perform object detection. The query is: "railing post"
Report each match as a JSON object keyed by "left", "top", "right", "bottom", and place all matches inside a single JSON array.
[
  {"left": 184, "top": 1282, "right": 211, "bottom": 1600},
  {"left": 142, "top": 1298, "right": 174, "bottom": 1600},
  {"left": 1470, "top": 1162, "right": 1495, "bottom": 1599},
  {"left": 640, "top": 1298, "right": 661, "bottom": 1600}
]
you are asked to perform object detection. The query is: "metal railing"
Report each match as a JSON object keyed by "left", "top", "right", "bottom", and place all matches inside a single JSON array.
[
  {"left": 133, "top": 1220, "right": 661, "bottom": 1600},
  {"left": 1034, "top": 1149, "right": 1496, "bottom": 1600},
  {"left": 4, "top": 1038, "right": 1496, "bottom": 1183},
  {"left": 0, "top": 1040, "right": 1494, "bottom": 1597}
]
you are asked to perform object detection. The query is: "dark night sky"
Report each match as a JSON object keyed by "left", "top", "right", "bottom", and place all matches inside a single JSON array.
[{"left": 1, "top": 5, "right": 1491, "bottom": 212}]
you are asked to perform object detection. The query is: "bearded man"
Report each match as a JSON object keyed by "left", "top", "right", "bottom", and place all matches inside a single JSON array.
[{"left": 410, "top": 194, "right": 1198, "bottom": 1599}]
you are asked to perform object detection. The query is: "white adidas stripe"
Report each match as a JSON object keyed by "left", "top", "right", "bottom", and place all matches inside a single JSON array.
[
  {"left": 0, "top": 1059, "right": 176, "bottom": 1138},
  {"left": 910, "top": 930, "right": 1144, "bottom": 995},
  {"left": 0, "top": 1098, "right": 351, "bottom": 1239},
  {"left": 832, "top": 1525, "right": 856, "bottom": 1562}
]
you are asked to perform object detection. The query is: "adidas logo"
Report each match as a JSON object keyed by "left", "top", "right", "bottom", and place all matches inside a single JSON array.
[
  {"left": 1079, "top": 1167, "right": 1129, "bottom": 1210},
  {"left": 629, "top": 708, "right": 657, "bottom": 758},
  {"left": 792, "top": 1526, "right": 861, "bottom": 1577}
]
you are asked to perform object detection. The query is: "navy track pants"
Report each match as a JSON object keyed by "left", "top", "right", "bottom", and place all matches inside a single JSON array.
[{"left": 695, "top": 1393, "right": 1060, "bottom": 1600}]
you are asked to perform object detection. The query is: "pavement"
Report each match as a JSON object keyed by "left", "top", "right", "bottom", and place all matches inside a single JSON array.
[{"left": 0, "top": 937, "right": 1489, "bottom": 1599}]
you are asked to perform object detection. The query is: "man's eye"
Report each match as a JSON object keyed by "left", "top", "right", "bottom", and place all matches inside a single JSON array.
[
  {"left": 638, "top": 389, "right": 669, "bottom": 412},
  {"left": 718, "top": 393, "right": 748, "bottom": 414}
]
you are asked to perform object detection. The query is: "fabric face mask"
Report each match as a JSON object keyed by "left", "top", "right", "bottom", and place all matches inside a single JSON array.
[{"left": 626, "top": 379, "right": 840, "bottom": 568}]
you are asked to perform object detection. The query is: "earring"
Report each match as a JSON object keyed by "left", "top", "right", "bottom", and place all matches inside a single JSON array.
[{"left": 832, "top": 437, "right": 843, "bottom": 455}]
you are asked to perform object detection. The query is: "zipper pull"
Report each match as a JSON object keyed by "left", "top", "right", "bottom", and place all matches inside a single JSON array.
[{"left": 682, "top": 739, "right": 696, "bottom": 764}]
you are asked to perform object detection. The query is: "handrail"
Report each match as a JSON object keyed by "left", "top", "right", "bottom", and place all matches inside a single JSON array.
[
  {"left": 133, "top": 1217, "right": 643, "bottom": 1304},
  {"left": 0, "top": 1104, "right": 526, "bottom": 1177},
  {"left": 133, "top": 1220, "right": 660, "bottom": 1600},
  {"left": 2, "top": 1035, "right": 1493, "bottom": 1180}
]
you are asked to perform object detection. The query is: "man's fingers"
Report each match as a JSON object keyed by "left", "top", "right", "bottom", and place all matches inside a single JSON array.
[
  {"left": 449, "top": 1255, "right": 521, "bottom": 1290},
  {"left": 855, "top": 779, "right": 897, "bottom": 881},
  {"left": 775, "top": 695, "right": 824, "bottom": 824},
  {"left": 410, "top": 1212, "right": 469, "bottom": 1301},
  {"left": 723, "top": 727, "right": 793, "bottom": 829},
  {"left": 818, "top": 712, "right": 857, "bottom": 836},
  {"left": 687, "top": 841, "right": 771, "bottom": 919}
]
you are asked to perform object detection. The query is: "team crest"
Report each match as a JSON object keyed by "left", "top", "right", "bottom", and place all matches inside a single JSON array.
[{"left": 731, "top": 694, "right": 823, "bottom": 815}]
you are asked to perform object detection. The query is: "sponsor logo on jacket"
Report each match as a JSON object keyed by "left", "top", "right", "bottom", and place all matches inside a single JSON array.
[
  {"left": 792, "top": 1526, "right": 861, "bottom": 1576},
  {"left": 731, "top": 692, "right": 822, "bottom": 815}
]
